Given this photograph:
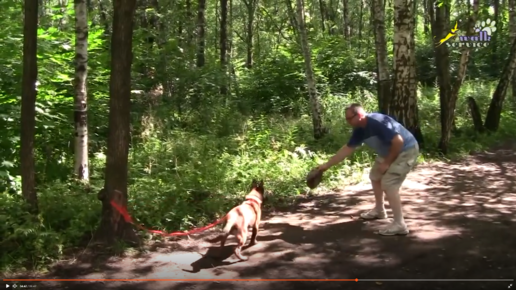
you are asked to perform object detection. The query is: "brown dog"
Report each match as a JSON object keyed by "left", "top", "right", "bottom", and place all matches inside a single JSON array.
[{"left": 207, "top": 179, "right": 265, "bottom": 261}]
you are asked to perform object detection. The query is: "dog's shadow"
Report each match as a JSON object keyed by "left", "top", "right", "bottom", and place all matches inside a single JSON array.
[{"left": 182, "top": 244, "right": 255, "bottom": 273}]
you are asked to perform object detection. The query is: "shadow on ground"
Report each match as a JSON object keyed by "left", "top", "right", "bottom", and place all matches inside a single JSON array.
[{"left": 7, "top": 149, "right": 516, "bottom": 290}]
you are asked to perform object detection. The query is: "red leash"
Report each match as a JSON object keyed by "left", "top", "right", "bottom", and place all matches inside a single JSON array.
[{"left": 110, "top": 200, "right": 226, "bottom": 236}]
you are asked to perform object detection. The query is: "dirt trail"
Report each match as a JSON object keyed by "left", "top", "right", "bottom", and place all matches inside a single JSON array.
[{"left": 3, "top": 149, "right": 516, "bottom": 290}]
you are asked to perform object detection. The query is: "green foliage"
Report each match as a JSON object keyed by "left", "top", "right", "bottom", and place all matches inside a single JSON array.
[{"left": 1, "top": 0, "right": 516, "bottom": 275}]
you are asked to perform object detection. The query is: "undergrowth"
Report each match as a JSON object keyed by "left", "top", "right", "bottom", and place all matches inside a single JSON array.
[{"left": 1, "top": 81, "right": 516, "bottom": 273}]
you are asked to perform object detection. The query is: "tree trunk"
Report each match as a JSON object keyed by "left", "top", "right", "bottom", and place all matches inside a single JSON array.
[
  {"left": 196, "top": 0, "right": 206, "bottom": 68},
  {"left": 243, "top": 0, "right": 256, "bottom": 68},
  {"left": 93, "top": 0, "right": 139, "bottom": 246},
  {"left": 484, "top": 37, "right": 516, "bottom": 132},
  {"left": 21, "top": 0, "right": 39, "bottom": 214},
  {"left": 429, "top": 0, "right": 452, "bottom": 153},
  {"left": 186, "top": 0, "right": 195, "bottom": 66},
  {"left": 342, "top": 0, "right": 350, "bottom": 38},
  {"left": 286, "top": 0, "right": 299, "bottom": 37},
  {"left": 467, "top": 97, "right": 484, "bottom": 133},
  {"left": 391, "top": 0, "right": 423, "bottom": 144},
  {"left": 294, "top": 0, "right": 326, "bottom": 139},
  {"left": 229, "top": 0, "right": 239, "bottom": 96},
  {"left": 327, "top": 0, "right": 337, "bottom": 34},
  {"left": 423, "top": 0, "right": 430, "bottom": 35},
  {"left": 437, "top": 0, "right": 479, "bottom": 153},
  {"left": 371, "top": 0, "right": 392, "bottom": 114},
  {"left": 74, "top": 0, "right": 89, "bottom": 182},
  {"left": 492, "top": 0, "right": 499, "bottom": 66},
  {"left": 412, "top": 0, "right": 417, "bottom": 30},
  {"left": 509, "top": 0, "right": 516, "bottom": 103},
  {"left": 319, "top": 0, "right": 326, "bottom": 32},
  {"left": 98, "top": 0, "right": 110, "bottom": 38},
  {"left": 255, "top": 2, "right": 262, "bottom": 59},
  {"left": 220, "top": 0, "right": 228, "bottom": 95},
  {"left": 358, "top": 0, "right": 364, "bottom": 39}
]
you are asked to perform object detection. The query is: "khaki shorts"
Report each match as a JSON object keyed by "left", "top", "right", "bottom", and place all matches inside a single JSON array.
[{"left": 369, "top": 143, "right": 419, "bottom": 192}]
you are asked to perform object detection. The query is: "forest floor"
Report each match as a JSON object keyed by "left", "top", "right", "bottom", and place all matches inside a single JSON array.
[{"left": 2, "top": 145, "right": 516, "bottom": 290}]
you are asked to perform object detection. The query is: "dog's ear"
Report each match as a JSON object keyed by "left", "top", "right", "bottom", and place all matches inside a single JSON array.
[
  {"left": 259, "top": 180, "right": 264, "bottom": 186},
  {"left": 251, "top": 179, "right": 258, "bottom": 187}
]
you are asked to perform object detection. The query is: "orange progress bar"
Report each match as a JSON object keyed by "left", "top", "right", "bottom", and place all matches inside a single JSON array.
[{"left": 3, "top": 279, "right": 359, "bottom": 282}]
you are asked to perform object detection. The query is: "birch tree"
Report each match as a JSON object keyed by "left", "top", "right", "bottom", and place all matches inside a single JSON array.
[
  {"left": 74, "top": 0, "right": 89, "bottom": 181},
  {"left": 291, "top": 0, "right": 326, "bottom": 139},
  {"left": 390, "top": 0, "right": 423, "bottom": 143},
  {"left": 371, "top": 0, "right": 391, "bottom": 114}
]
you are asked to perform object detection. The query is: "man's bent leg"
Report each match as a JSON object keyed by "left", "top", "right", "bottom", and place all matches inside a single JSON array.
[
  {"left": 360, "top": 157, "right": 387, "bottom": 220},
  {"left": 378, "top": 145, "right": 419, "bottom": 235}
]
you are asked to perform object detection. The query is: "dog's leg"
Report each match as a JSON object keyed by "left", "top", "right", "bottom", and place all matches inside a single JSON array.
[
  {"left": 234, "top": 229, "right": 249, "bottom": 261},
  {"left": 250, "top": 225, "right": 258, "bottom": 245},
  {"left": 220, "top": 233, "right": 229, "bottom": 248},
  {"left": 250, "top": 212, "right": 261, "bottom": 245}
]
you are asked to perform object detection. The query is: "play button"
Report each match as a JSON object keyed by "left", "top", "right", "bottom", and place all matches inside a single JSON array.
[{"left": 6, "top": 285, "right": 9, "bottom": 288}]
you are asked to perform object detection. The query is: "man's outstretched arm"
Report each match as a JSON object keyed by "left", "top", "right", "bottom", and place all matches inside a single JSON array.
[{"left": 318, "top": 145, "right": 355, "bottom": 171}]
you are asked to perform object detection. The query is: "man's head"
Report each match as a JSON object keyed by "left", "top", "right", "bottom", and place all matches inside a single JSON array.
[{"left": 344, "top": 103, "right": 367, "bottom": 127}]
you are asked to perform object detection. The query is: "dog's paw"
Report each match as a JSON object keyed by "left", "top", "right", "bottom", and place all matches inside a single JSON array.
[
  {"left": 236, "top": 254, "right": 249, "bottom": 261},
  {"left": 249, "top": 240, "right": 258, "bottom": 246}
]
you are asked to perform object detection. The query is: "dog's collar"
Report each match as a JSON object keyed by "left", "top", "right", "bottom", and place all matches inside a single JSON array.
[{"left": 245, "top": 196, "right": 262, "bottom": 206}]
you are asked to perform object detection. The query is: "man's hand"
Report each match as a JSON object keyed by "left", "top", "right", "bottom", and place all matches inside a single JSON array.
[{"left": 377, "top": 161, "right": 390, "bottom": 174}]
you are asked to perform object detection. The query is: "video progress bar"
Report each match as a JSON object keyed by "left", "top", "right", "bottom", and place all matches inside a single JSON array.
[
  {"left": 359, "top": 279, "right": 514, "bottom": 282},
  {"left": 3, "top": 279, "right": 514, "bottom": 282}
]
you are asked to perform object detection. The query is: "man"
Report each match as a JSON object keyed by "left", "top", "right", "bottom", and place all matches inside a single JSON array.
[{"left": 316, "top": 103, "right": 419, "bottom": 235}]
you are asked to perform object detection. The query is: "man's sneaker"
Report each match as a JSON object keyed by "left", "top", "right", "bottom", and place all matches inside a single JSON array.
[
  {"left": 378, "top": 222, "right": 409, "bottom": 236},
  {"left": 360, "top": 209, "right": 388, "bottom": 220}
]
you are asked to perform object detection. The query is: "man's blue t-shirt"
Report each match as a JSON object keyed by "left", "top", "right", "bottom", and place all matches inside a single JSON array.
[{"left": 347, "top": 113, "right": 417, "bottom": 157}]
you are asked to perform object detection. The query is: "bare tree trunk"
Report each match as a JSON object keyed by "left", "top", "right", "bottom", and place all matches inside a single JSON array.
[
  {"left": 484, "top": 38, "right": 516, "bottom": 131},
  {"left": 319, "top": 0, "right": 326, "bottom": 32},
  {"left": 326, "top": 0, "right": 337, "bottom": 34},
  {"left": 371, "top": 0, "right": 392, "bottom": 114},
  {"left": 492, "top": 0, "right": 499, "bottom": 65},
  {"left": 229, "top": 0, "right": 239, "bottom": 96},
  {"left": 93, "top": 0, "right": 139, "bottom": 245},
  {"left": 286, "top": 0, "right": 299, "bottom": 37},
  {"left": 423, "top": 0, "right": 430, "bottom": 35},
  {"left": 21, "top": 0, "right": 39, "bottom": 214},
  {"left": 196, "top": 0, "right": 206, "bottom": 68},
  {"left": 255, "top": 2, "right": 262, "bottom": 58},
  {"left": 509, "top": 0, "right": 516, "bottom": 103},
  {"left": 467, "top": 97, "right": 484, "bottom": 133},
  {"left": 74, "top": 0, "right": 89, "bottom": 182},
  {"left": 220, "top": 0, "right": 228, "bottom": 95},
  {"left": 186, "top": 0, "right": 195, "bottom": 66},
  {"left": 292, "top": 0, "right": 326, "bottom": 139},
  {"left": 358, "top": 0, "right": 364, "bottom": 39},
  {"left": 243, "top": 0, "right": 257, "bottom": 68},
  {"left": 342, "top": 0, "right": 350, "bottom": 38},
  {"left": 437, "top": 0, "right": 479, "bottom": 153},
  {"left": 428, "top": 0, "right": 452, "bottom": 153},
  {"left": 391, "top": 0, "right": 423, "bottom": 143},
  {"left": 98, "top": 0, "right": 111, "bottom": 38}
]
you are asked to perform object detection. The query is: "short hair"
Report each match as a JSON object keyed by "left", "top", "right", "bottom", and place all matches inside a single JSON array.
[{"left": 345, "top": 103, "right": 363, "bottom": 114}]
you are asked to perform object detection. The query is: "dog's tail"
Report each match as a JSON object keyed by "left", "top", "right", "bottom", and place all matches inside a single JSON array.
[{"left": 206, "top": 214, "right": 234, "bottom": 243}]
